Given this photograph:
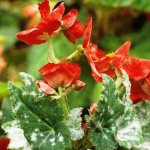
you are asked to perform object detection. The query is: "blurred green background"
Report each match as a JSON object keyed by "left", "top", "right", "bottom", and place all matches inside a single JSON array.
[{"left": 0, "top": 0, "right": 150, "bottom": 119}]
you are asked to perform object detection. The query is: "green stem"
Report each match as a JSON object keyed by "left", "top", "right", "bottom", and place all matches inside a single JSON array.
[
  {"left": 67, "top": 45, "right": 85, "bottom": 61},
  {"left": 58, "top": 87, "right": 69, "bottom": 119},
  {"left": 48, "top": 40, "right": 59, "bottom": 63}
]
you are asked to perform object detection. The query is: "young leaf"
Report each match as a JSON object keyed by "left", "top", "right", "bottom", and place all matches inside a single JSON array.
[
  {"left": 133, "top": 101, "right": 150, "bottom": 150},
  {"left": 89, "top": 74, "right": 125, "bottom": 150},
  {"left": 7, "top": 73, "right": 70, "bottom": 150},
  {"left": 116, "top": 70, "right": 142, "bottom": 149},
  {"left": 67, "top": 108, "right": 84, "bottom": 141}
]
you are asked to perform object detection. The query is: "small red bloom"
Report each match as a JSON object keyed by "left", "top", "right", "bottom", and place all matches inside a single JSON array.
[
  {"left": 0, "top": 138, "right": 10, "bottom": 150},
  {"left": 62, "top": 9, "right": 85, "bottom": 44},
  {"left": 36, "top": 63, "right": 85, "bottom": 94},
  {"left": 17, "top": 0, "right": 65, "bottom": 45},
  {"left": 85, "top": 41, "right": 150, "bottom": 102}
]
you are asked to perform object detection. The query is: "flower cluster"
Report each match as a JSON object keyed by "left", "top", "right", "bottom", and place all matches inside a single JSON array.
[
  {"left": 16, "top": 0, "right": 150, "bottom": 103},
  {"left": 17, "top": 0, "right": 86, "bottom": 45}
]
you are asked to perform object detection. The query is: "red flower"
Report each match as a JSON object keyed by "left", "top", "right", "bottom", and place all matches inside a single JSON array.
[
  {"left": 62, "top": 9, "right": 85, "bottom": 44},
  {"left": 0, "top": 138, "right": 10, "bottom": 150},
  {"left": 85, "top": 41, "right": 150, "bottom": 102},
  {"left": 17, "top": 0, "right": 65, "bottom": 45},
  {"left": 84, "top": 43, "right": 115, "bottom": 82},
  {"left": 36, "top": 63, "right": 85, "bottom": 94}
]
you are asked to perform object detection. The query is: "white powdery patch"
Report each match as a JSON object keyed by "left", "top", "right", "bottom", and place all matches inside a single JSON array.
[
  {"left": 6, "top": 126, "right": 31, "bottom": 150},
  {"left": 31, "top": 132, "right": 37, "bottom": 142},
  {"left": 117, "top": 120, "right": 141, "bottom": 141},
  {"left": 135, "top": 141, "right": 150, "bottom": 150},
  {"left": 57, "top": 133, "right": 64, "bottom": 142}
]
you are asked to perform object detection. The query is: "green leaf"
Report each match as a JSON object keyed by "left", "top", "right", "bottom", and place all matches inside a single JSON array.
[
  {"left": 133, "top": 101, "right": 150, "bottom": 150},
  {"left": 116, "top": 108, "right": 142, "bottom": 149},
  {"left": 116, "top": 70, "right": 142, "bottom": 149},
  {"left": 27, "top": 43, "right": 49, "bottom": 78},
  {"left": 6, "top": 73, "right": 70, "bottom": 150},
  {"left": 89, "top": 74, "right": 125, "bottom": 150},
  {"left": 67, "top": 108, "right": 84, "bottom": 141}
]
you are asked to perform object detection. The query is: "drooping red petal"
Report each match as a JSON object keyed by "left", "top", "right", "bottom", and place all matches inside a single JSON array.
[
  {"left": 16, "top": 28, "right": 45, "bottom": 45},
  {"left": 115, "top": 41, "right": 131, "bottom": 56},
  {"left": 64, "top": 20, "right": 85, "bottom": 43},
  {"left": 36, "top": 80, "right": 56, "bottom": 95},
  {"left": 38, "top": 0, "right": 50, "bottom": 19},
  {"left": 0, "top": 138, "right": 10, "bottom": 150},
  {"left": 84, "top": 43, "right": 114, "bottom": 82},
  {"left": 82, "top": 17, "right": 92, "bottom": 48},
  {"left": 63, "top": 9, "right": 78, "bottom": 29}
]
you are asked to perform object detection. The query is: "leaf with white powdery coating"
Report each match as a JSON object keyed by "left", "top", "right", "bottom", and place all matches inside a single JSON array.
[
  {"left": 89, "top": 74, "right": 125, "bottom": 150},
  {"left": 133, "top": 101, "right": 150, "bottom": 150},
  {"left": 67, "top": 108, "right": 84, "bottom": 141},
  {"left": 116, "top": 70, "right": 142, "bottom": 149},
  {"left": 7, "top": 72, "right": 70, "bottom": 150}
]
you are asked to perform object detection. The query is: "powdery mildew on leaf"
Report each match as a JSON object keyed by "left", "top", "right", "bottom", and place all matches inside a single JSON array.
[
  {"left": 2, "top": 120, "right": 32, "bottom": 150},
  {"left": 67, "top": 108, "right": 84, "bottom": 141}
]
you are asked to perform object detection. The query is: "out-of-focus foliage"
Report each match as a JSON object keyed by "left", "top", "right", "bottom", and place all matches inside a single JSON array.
[{"left": 84, "top": 0, "right": 150, "bottom": 12}]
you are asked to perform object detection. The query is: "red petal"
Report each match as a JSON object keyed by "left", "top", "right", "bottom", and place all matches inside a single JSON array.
[
  {"left": 16, "top": 28, "right": 45, "bottom": 45},
  {"left": 115, "top": 41, "right": 131, "bottom": 56},
  {"left": 37, "top": 2, "right": 64, "bottom": 35},
  {"left": 130, "top": 81, "right": 143, "bottom": 103},
  {"left": 64, "top": 20, "right": 85, "bottom": 43},
  {"left": 37, "top": 20, "right": 61, "bottom": 35},
  {"left": 36, "top": 80, "right": 56, "bottom": 95},
  {"left": 113, "top": 57, "right": 150, "bottom": 81},
  {"left": 63, "top": 9, "right": 78, "bottom": 29},
  {"left": 82, "top": 17, "right": 92, "bottom": 48},
  {"left": 38, "top": 0, "right": 50, "bottom": 19},
  {"left": 50, "top": 2, "right": 65, "bottom": 22},
  {"left": 84, "top": 44, "right": 114, "bottom": 82},
  {"left": 0, "top": 138, "right": 10, "bottom": 150}
]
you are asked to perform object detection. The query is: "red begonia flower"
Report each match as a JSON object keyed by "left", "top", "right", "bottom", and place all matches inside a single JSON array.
[
  {"left": 62, "top": 9, "right": 85, "bottom": 44},
  {"left": 37, "top": 63, "right": 85, "bottom": 95},
  {"left": 84, "top": 43, "right": 115, "bottom": 82},
  {"left": 82, "top": 17, "right": 92, "bottom": 48},
  {"left": 85, "top": 41, "right": 150, "bottom": 102},
  {"left": 17, "top": 0, "right": 65, "bottom": 45},
  {"left": 0, "top": 137, "right": 10, "bottom": 150}
]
